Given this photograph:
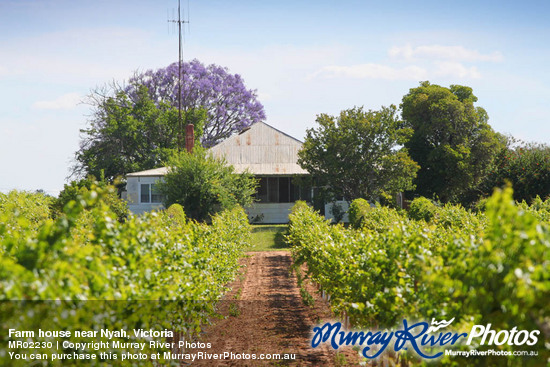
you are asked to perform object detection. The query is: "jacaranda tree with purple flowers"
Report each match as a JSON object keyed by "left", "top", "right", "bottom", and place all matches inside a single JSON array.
[
  {"left": 129, "top": 59, "right": 265, "bottom": 147},
  {"left": 74, "top": 59, "right": 265, "bottom": 182}
]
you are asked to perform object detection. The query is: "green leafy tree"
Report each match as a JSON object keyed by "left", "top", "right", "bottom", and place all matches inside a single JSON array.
[
  {"left": 75, "top": 84, "right": 205, "bottom": 182},
  {"left": 298, "top": 106, "right": 419, "bottom": 203},
  {"left": 481, "top": 140, "right": 550, "bottom": 202},
  {"left": 401, "top": 81, "right": 503, "bottom": 203},
  {"left": 157, "top": 148, "right": 257, "bottom": 222}
]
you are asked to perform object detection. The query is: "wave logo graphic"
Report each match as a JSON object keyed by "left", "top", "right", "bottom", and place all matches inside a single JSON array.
[
  {"left": 311, "top": 319, "right": 467, "bottom": 359},
  {"left": 426, "top": 317, "right": 455, "bottom": 333}
]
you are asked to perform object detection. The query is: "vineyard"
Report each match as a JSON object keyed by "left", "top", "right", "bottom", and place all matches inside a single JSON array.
[
  {"left": 2, "top": 186, "right": 549, "bottom": 366},
  {"left": 287, "top": 188, "right": 549, "bottom": 366},
  {"left": 0, "top": 187, "right": 251, "bottom": 365}
]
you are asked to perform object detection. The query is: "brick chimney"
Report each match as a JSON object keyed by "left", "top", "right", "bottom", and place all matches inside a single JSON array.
[{"left": 185, "top": 124, "right": 194, "bottom": 153}]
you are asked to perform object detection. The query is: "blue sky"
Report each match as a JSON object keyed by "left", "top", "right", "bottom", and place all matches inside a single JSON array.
[{"left": 1, "top": 0, "right": 549, "bottom": 194}]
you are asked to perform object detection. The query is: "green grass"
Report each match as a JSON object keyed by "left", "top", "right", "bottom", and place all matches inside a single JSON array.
[{"left": 247, "top": 225, "right": 289, "bottom": 251}]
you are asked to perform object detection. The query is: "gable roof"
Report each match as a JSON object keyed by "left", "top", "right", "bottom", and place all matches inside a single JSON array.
[
  {"left": 127, "top": 122, "right": 308, "bottom": 177},
  {"left": 209, "top": 122, "right": 308, "bottom": 175},
  {"left": 127, "top": 167, "right": 169, "bottom": 177}
]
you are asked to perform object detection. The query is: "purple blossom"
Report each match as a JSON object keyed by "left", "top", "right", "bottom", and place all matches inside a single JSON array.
[{"left": 127, "top": 59, "right": 266, "bottom": 147}]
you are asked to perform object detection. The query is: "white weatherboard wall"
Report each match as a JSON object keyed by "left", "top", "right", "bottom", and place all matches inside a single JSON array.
[
  {"left": 126, "top": 175, "right": 165, "bottom": 215},
  {"left": 126, "top": 174, "right": 293, "bottom": 222},
  {"left": 245, "top": 203, "right": 295, "bottom": 224},
  {"left": 325, "top": 201, "right": 350, "bottom": 223},
  {"left": 127, "top": 175, "right": 294, "bottom": 223}
]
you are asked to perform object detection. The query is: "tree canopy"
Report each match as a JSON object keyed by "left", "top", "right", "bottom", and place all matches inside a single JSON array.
[
  {"left": 480, "top": 139, "right": 550, "bottom": 203},
  {"left": 298, "top": 106, "right": 419, "bottom": 203},
  {"left": 128, "top": 59, "right": 265, "bottom": 147},
  {"left": 157, "top": 149, "right": 257, "bottom": 222},
  {"left": 401, "top": 81, "right": 503, "bottom": 203},
  {"left": 76, "top": 85, "right": 185, "bottom": 181},
  {"left": 75, "top": 59, "right": 264, "bottom": 181}
]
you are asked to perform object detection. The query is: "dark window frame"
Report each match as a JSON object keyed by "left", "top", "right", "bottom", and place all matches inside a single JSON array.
[
  {"left": 140, "top": 184, "right": 150, "bottom": 203},
  {"left": 254, "top": 176, "right": 311, "bottom": 203},
  {"left": 140, "top": 183, "right": 164, "bottom": 204}
]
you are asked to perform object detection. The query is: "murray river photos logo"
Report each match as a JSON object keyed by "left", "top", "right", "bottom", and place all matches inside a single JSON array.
[{"left": 311, "top": 318, "right": 540, "bottom": 359}]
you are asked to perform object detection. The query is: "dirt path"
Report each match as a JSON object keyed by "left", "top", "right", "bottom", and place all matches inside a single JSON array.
[{"left": 190, "top": 251, "right": 361, "bottom": 366}]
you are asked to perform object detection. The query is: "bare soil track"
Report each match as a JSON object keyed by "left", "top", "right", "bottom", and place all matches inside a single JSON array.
[{"left": 190, "top": 251, "right": 361, "bottom": 366}]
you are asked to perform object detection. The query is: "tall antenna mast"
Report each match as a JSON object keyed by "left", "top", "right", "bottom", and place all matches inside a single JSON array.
[{"left": 168, "top": 0, "right": 191, "bottom": 152}]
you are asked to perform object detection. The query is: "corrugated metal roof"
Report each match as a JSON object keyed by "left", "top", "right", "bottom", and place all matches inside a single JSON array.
[
  {"left": 127, "top": 167, "right": 169, "bottom": 177},
  {"left": 209, "top": 122, "right": 308, "bottom": 175},
  {"left": 126, "top": 122, "right": 308, "bottom": 177}
]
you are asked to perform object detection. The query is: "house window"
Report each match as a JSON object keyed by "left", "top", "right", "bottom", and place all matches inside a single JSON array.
[
  {"left": 151, "top": 184, "right": 163, "bottom": 203},
  {"left": 140, "top": 183, "right": 163, "bottom": 204},
  {"left": 267, "top": 177, "right": 279, "bottom": 202},
  {"left": 255, "top": 177, "right": 311, "bottom": 203},
  {"left": 257, "top": 177, "right": 268, "bottom": 202},
  {"left": 279, "top": 177, "right": 290, "bottom": 203}
]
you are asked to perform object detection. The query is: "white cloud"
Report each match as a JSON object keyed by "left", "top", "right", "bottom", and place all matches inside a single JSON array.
[
  {"left": 434, "top": 61, "right": 481, "bottom": 79},
  {"left": 310, "top": 63, "right": 428, "bottom": 80},
  {"left": 389, "top": 44, "right": 503, "bottom": 63},
  {"left": 33, "top": 92, "right": 82, "bottom": 110},
  {"left": 192, "top": 43, "right": 349, "bottom": 101},
  {"left": 310, "top": 43, "right": 493, "bottom": 81},
  {"left": 310, "top": 60, "right": 483, "bottom": 81}
]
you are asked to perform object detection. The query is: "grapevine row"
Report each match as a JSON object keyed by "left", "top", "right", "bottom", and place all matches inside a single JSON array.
[
  {"left": 287, "top": 189, "right": 549, "bottom": 365},
  {"left": 0, "top": 187, "right": 251, "bottom": 365}
]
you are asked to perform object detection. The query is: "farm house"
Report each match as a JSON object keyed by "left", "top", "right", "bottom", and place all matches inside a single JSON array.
[{"left": 124, "top": 122, "right": 348, "bottom": 223}]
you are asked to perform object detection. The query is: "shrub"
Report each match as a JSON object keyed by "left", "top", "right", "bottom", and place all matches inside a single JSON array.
[
  {"left": 408, "top": 196, "right": 437, "bottom": 222},
  {"left": 348, "top": 198, "right": 371, "bottom": 229},
  {"left": 472, "top": 197, "right": 488, "bottom": 213},
  {"left": 52, "top": 176, "right": 129, "bottom": 222},
  {"left": 158, "top": 148, "right": 257, "bottom": 222},
  {"left": 290, "top": 200, "right": 310, "bottom": 215},
  {"left": 434, "top": 202, "right": 484, "bottom": 230},
  {"left": 165, "top": 203, "right": 186, "bottom": 225},
  {"left": 0, "top": 190, "right": 53, "bottom": 235}
]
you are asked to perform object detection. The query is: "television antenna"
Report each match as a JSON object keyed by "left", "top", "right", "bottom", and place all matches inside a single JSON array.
[{"left": 168, "top": 0, "right": 191, "bottom": 152}]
